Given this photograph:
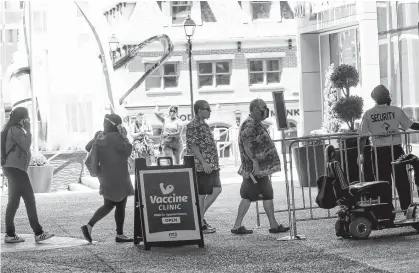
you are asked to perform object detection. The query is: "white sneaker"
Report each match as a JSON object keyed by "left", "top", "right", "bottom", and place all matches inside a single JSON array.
[
  {"left": 4, "top": 235, "right": 25, "bottom": 243},
  {"left": 35, "top": 232, "right": 54, "bottom": 242}
]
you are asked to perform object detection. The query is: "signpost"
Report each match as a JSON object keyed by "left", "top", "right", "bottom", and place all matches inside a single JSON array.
[
  {"left": 134, "top": 156, "right": 204, "bottom": 250},
  {"left": 272, "top": 91, "right": 306, "bottom": 241}
]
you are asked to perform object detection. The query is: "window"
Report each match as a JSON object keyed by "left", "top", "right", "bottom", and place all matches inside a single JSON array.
[
  {"left": 6, "top": 29, "right": 15, "bottom": 43},
  {"left": 145, "top": 63, "right": 179, "bottom": 91},
  {"left": 66, "top": 102, "right": 93, "bottom": 133},
  {"left": 198, "top": 61, "right": 231, "bottom": 88},
  {"left": 251, "top": 1, "right": 271, "bottom": 20},
  {"left": 171, "top": 1, "right": 192, "bottom": 24},
  {"left": 248, "top": 59, "right": 282, "bottom": 85}
]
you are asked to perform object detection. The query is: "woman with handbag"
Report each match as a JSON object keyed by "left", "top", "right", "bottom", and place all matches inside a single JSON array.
[
  {"left": 154, "top": 105, "right": 184, "bottom": 165},
  {"left": 81, "top": 114, "right": 134, "bottom": 243},
  {"left": 130, "top": 113, "right": 155, "bottom": 166},
  {"left": 1, "top": 107, "right": 54, "bottom": 243}
]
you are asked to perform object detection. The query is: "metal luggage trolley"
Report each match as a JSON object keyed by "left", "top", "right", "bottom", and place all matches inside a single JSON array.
[{"left": 134, "top": 156, "right": 204, "bottom": 250}]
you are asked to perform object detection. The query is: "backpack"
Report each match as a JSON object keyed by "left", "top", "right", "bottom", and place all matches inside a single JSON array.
[
  {"left": 315, "top": 175, "right": 338, "bottom": 209},
  {"left": 1, "top": 128, "right": 17, "bottom": 166}
]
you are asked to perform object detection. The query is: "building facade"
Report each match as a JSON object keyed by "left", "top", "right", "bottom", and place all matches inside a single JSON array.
[
  {"left": 1, "top": 1, "right": 300, "bottom": 160},
  {"left": 296, "top": 0, "right": 419, "bottom": 149},
  {"left": 103, "top": 1, "right": 300, "bottom": 161}
]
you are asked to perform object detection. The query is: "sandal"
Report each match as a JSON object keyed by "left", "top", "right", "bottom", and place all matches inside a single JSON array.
[
  {"left": 269, "top": 224, "right": 290, "bottom": 234},
  {"left": 231, "top": 226, "right": 253, "bottom": 235}
]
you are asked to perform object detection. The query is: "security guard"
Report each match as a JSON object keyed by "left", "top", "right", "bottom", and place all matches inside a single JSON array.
[{"left": 358, "top": 84, "right": 419, "bottom": 211}]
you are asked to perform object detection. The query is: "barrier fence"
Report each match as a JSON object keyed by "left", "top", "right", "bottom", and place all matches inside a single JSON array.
[{"left": 255, "top": 131, "right": 419, "bottom": 240}]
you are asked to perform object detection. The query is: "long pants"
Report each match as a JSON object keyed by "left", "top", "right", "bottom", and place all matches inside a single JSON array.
[
  {"left": 2, "top": 167, "right": 43, "bottom": 236},
  {"left": 88, "top": 197, "right": 127, "bottom": 235},
  {"left": 371, "top": 145, "right": 412, "bottom": 210}
]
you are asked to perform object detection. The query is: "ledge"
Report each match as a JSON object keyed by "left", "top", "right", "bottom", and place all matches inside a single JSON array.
[
  {"left": 146, "top": 89, "right": 182, "bottom": 96},
  {"left": 249, "top": 85, "right": 285, "bottom": 92},
  {"left": 198, "top": 88, "right": 234, "bottom": 94}
]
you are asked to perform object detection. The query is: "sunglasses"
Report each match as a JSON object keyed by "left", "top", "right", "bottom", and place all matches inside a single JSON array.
[
  {"left": 201, "top": 107, "right": 211, "bottom": 112},
  {"left": 169, "top": 109, "right": 177, "bottom": 113},
  {"left": 104, "top": 117, "right": 116, "bottom": 126}
]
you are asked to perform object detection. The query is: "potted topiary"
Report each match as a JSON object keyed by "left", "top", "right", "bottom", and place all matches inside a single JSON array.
[
  {"left": 27, "top": 153, "right": 54, "bottom": 193},
  {"left": 329, "top": 64, "right": 373, "bottom": 182}
]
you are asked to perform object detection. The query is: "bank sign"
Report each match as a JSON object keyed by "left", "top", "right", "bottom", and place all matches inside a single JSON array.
[{"left": 139, "top": 169, "right": 201, "bottom": 242}]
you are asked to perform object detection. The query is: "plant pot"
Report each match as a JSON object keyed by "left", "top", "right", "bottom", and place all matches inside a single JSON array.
[
  {"left": 27, "top": 165, "right": 53, "bottom": 193},
  {"left": 335, "top": 137, "right": 375, "bottom": 183},
  {"left": 292, "top": 145, "right": 325, "bottom": 187}
]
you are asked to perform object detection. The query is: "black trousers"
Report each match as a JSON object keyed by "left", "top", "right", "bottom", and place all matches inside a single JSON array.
[
  {"left": 2, "top": 167, "right": 43, "bottom": 236},
  {"left": 88, "top": 197, "right": 127, "bottom": 235},
  {"left": 371, "top": 145, "right": 412, "bottom": 210}
]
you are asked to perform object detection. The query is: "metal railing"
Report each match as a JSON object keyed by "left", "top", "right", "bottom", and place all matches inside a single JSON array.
[{"left": 256, "top": 131, "right": 419, "bottom": 240}]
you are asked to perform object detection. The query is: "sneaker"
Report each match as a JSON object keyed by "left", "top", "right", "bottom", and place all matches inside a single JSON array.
[
  {"left": 203, "top": 219, "right": 213, "bottom": 229},
  {"left": 81, "top": 225, "right": 92, "bottom": 243},
  {"left": 35, "top": 232, "right": 54, "bottom": 242},
  {"left": 115, "top": 234, "right": 133, "bottom": 243},
  {"left": 4, "top": 235, "right": 25, "bottom": 243},
  {"left": 202, "top": 224, "right": 216, "bottom": 234}
]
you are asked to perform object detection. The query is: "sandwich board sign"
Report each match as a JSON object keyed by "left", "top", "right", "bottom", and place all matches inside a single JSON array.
[{"left": 134, "top": 156, "right": 204, "bottom": 250}]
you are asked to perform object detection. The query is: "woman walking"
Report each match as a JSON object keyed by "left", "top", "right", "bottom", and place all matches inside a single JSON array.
[
  {"left": 154, "top": 105, "right": 184, "bottom": 165},
  {"left": 81, "top": 114, "right": 134, "bottom": 243},
  {"left": 1, "top": 107, "right": 54, "bottom": 243},
  {"left": 130, "top": 113, "right": 155, "bottom": 165}
]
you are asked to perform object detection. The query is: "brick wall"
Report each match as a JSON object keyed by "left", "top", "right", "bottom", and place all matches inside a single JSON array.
[{"left": 128, "top": 46, "right": 298, "bottom": 72}]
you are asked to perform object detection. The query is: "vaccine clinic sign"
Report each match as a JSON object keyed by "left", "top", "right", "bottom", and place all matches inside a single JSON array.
[{"left": 139, "top": 169, "right": 201, "bottom": 242}]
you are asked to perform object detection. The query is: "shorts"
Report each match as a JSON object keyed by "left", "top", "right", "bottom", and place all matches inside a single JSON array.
[
  {"left": 196, "top": 170, "right": 221, "bottom": 195},
  {"left": 240, "top": 175, "right": 274, "bottom": 202}
]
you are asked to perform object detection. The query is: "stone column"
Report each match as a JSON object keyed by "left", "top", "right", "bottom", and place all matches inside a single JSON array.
[
  {"left": 296, "top": 32, "right": 322, "bottom": 136},
  {"left": 356, "top": 1, "right": 381, "bottom": 110}
]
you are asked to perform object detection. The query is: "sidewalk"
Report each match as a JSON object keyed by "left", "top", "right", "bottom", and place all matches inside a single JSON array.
[{"left": 1, "top": 181, "right": 419, "bottom": 272}]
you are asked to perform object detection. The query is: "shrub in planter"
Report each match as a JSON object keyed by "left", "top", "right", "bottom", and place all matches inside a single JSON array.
[{"left": 28, "top": 153, "right": 53, "bottom": 193}]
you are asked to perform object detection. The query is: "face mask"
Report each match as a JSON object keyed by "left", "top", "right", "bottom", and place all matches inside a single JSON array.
[{"left": 260, "top": 107, "right": 270, "bottom": 119}]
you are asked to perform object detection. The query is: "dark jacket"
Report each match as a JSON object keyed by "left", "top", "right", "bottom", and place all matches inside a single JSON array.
[
  {"left": 2, "top": 125, "right": 32, "bottom": 172},
  {"left": 93, "top": 131, "right": 133, "bottom": 202}
]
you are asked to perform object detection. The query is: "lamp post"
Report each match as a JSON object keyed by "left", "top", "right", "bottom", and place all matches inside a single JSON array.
[
  {"left": 183, "top": 15, "right": 196, "bottom": 118},
  {"left": 109, "top": 34, "right": 119, "bottom": 61}
]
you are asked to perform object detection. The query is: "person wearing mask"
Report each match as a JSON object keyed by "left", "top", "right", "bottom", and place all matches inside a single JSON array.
[
  {"left": 186, "top": 100, "right": 222, "bottom": 233},
  {"left": 81, "top": 114, "right": 134, "bottom": 243},
  {"left": 1, "top": 107, "right": 54, "bottom": 243},
  {"left": 358, "top": 84, "right": 419, "bottom": 212},
  {"left": 155, "top": 105, "right": 184, "bottom": 165},
  {"left": 130, "top": 113, "right": 155, "bottom": 166},
  {"left": 231, "top": 99, "right": 290, "bottom": 235}
]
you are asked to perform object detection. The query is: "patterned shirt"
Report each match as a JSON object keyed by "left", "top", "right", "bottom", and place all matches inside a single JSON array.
[
  {"left": 238, "top": 116, "right": 281, "bottom": 178},
  {"left": 186, "top": 117, "right": 220, "bottom": 172}
]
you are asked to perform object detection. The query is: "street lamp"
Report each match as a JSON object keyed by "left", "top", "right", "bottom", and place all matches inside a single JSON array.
[
  {"left": 109, "top": 34, "right": 119, "bottom": 61},
  {"left": 183, "top": 15, "right": 196, "bottom": 118}
]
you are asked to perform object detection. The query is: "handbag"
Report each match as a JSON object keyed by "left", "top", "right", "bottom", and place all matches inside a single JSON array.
[{"left": 85, "top": 141, "right": 99, "bottom": 177}]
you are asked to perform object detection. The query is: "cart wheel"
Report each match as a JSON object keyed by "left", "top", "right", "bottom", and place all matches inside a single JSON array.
[
  {"left": 335, "top": 220, "right": 350, "bottom": 239},
  {"left": 198, "top": 243, "right": 205, "bottom": 248},
  {"left": 412, "top": 223, "right": 419, "bottom": 232},
  {"left": 144, "top": 245, "right": 151, "bottom": 250},
  {"left": 349, "top": 217, "right": 372, "bottom": 239}
]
